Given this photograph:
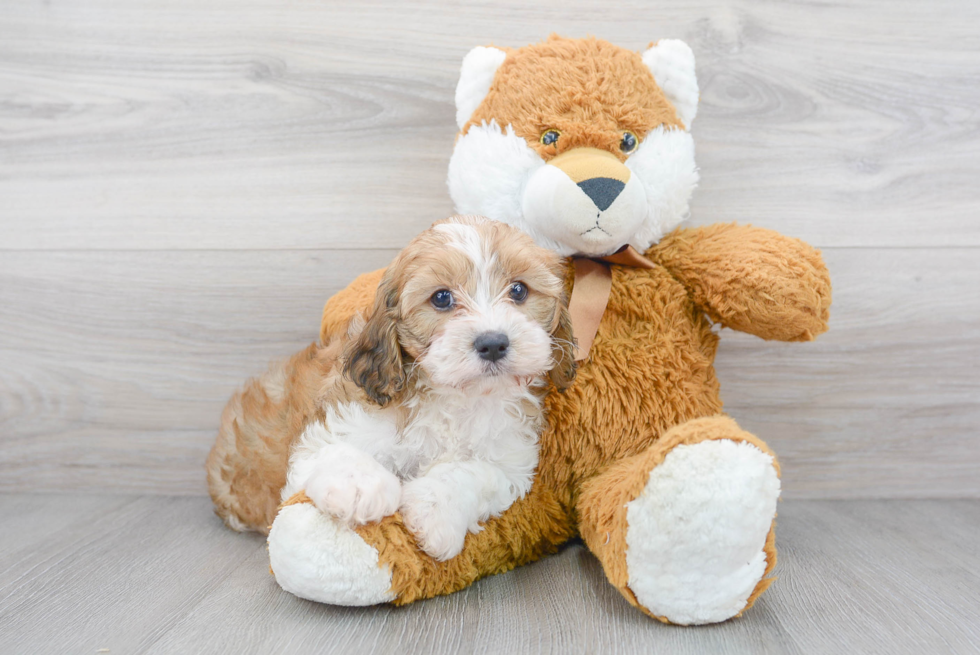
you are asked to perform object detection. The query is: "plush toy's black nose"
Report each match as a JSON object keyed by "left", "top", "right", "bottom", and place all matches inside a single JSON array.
[
  {"left": 578, "top": 177, "right": 625, "bottom": 211},
  {"left": 474, "top": 332, "right": 510, "bottom": 362}
]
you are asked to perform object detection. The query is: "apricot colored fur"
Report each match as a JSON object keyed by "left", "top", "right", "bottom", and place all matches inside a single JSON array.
[
  {"left": 370, "top": 224, "right": 823, "bottom": 610},
  {"left": 465, "top": 36, "right": 684, "bottom": 161},
  {"left": 209, "top": 36, "right": 832, "bottom": 620},
  {"left": 253, "top": 223, "right": 828, "bottom": 609},
  {"left": 207, "top": 339, "right": 344, "bottom": 533}
]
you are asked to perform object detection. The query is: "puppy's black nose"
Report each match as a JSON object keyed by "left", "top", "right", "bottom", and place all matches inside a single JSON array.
[
  {"left": 474, "top": 332, "right": 510, "bottom": 362},
  {"left": 578, "top": 177, "right": 625, "bottom": 211}
]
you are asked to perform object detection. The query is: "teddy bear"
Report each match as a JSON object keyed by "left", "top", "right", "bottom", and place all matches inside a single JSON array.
[{"left": 206, "top": 35, "right": 831, "bottom": 625}]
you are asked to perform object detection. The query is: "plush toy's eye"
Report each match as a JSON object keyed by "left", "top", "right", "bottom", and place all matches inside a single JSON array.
[
  {"left": 540, "top": 130, "right": 561, "bottom": 147},
  {"left": 508, "top": 282, "right": 528, "bottom": 303},
  {"left": 430, "top": 289, "right": 454, "bottom": 311},
  {"left": 620, "top": 131, "right": 638, "bottom": 153}
]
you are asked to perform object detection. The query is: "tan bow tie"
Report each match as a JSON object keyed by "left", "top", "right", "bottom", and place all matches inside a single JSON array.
[{"left": 569, "top": 246, "right": 656, "bottom": 361}]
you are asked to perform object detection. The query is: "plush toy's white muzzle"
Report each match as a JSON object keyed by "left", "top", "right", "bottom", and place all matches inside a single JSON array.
[
  {"left": 522, "top": 148, "right": 649, "bottom": 257},
  {"left": 448, "top": 124, "right": 699, "bottom": 257}
]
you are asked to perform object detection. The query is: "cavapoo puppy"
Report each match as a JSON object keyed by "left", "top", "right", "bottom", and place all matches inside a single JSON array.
[{"left": 208, "top": 215, "right": 575, "bottom": 561}]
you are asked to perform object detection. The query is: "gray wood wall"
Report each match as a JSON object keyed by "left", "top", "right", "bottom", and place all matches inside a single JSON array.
[{"left": 2, "top": 0, "right": 977, "bottom": 498}]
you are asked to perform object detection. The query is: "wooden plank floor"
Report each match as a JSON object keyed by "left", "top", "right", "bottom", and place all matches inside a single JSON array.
[{"left": 1, "top": 495, "right": 978, "bottom": 654}]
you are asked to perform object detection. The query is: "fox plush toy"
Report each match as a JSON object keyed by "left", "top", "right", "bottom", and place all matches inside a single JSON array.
[{"left": 207, "top": 35, "right": 832, "bottom": 625}]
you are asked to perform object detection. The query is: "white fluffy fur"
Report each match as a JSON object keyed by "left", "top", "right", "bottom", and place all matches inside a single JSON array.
[
  {"left": 522, "top": 162, "right": 650, "bottom": 257},
  {"left": 624, "top": 439, "right": 781, "bottom": 625},
  {"left": 300, "top": 439, "right": 402, "bottom": 525},
  {"left": 268, "top": 502, "right": 396, "bottom": 605},
  {"left": 448, "top": 121, "right": 698, "bottom": 256},
  {"left": 642, "top": 40, "right": 699, "bottom": 130},
  {"left": 455, "top": 46, "right": 507, "bottom": 129},
  {"left": 624, "top": 126, "right": 700, "bottom": 250},
  {"left": 448, "top": 121, "right": 544, "bottom": 233},
  {"left": 282, "top": 379, "right": 543, "bottom": 561},
  {"left": 280, "top": 221, "right": 551, "bottom": 562}
]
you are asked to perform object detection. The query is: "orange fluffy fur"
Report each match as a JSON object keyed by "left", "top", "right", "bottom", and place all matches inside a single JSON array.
[{"left": 207, "top": 36, "right": 832, "bottom": 621}]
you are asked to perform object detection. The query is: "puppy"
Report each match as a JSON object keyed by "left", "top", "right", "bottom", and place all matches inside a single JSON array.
[{"left": 278, "top": 215, "right": 576, "bottom": 561}]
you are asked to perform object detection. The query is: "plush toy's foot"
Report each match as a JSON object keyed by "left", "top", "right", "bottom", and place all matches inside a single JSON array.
[
  {"left": 269, "top": 482, "right": 574, "bottom": 606},
  {"left": 579, "top": 416, "right": 780, "bottom": 625},
  {"left": 268, "top": 499, "right": 396, "bottom": 605},
  {"left": 625, "top": 436, "right": 779, "bottom": 624}
]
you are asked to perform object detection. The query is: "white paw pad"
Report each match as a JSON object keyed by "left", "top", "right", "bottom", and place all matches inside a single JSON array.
[
  {"left": 399, "top": 478, "right": 469, "bottom": 561},
  {"left": 625, "top": 439, "right": 780, "bottom": 625},
  {"left": 268, "top": 502, "right": 396, "bottom": 605},
  {"left": 304, "top": 450, "right": 401, "bottom": 525}
]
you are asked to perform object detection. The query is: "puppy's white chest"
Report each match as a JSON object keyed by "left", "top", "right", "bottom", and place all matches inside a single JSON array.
[
  {"left": 289, "top": 388, "right": 542, "bottom": 491},
  {"left": 397, "top": 395, "right": 538, "bottom": 476}
]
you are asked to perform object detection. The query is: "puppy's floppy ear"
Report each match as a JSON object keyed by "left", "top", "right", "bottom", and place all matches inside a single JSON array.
[
  {"left": 549, "top": 293, "right": 577, "bottom": 391},
  {"left": 343, "top": 274, "right": 405, "bottom": 407}
]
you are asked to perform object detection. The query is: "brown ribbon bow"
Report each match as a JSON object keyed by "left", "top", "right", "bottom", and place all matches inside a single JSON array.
[{"left": 569, "top": 246, "right": 657, "bottom": 361}]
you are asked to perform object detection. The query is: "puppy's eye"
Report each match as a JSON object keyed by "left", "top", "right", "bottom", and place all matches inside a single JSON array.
[
  {"left": 508, "top": 282, "right": 528, "bottom": 303},
  {"left": 540, "top": 130, "right": 561, "bottom": 147},
  {"left": 620, "top": 131, "right": 638, "bottom": 153},
  {"left": 430, "top": 289, "right": 454, "bottom": 311}
]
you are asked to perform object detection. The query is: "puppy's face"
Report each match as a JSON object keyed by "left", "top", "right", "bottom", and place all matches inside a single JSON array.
[{"left": 345, "top": 215, "right": 576, "bottom": 405}]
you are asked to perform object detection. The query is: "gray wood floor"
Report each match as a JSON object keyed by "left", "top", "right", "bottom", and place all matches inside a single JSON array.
[{"left": 1, "top": 495, "right": 978, "bottom": 655}]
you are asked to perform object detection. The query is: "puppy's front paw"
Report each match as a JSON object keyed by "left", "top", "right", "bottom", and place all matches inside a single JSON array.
[
  {"left": 399, "top": 478, "right": 468, "bottom": 561},
  {"left": 304, "top": 448, "right": 401, "bottom": 525}
]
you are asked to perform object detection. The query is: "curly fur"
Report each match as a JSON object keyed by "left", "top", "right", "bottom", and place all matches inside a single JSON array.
[{"left": 210, "top": 36, "right": 832, "bottom": 625}]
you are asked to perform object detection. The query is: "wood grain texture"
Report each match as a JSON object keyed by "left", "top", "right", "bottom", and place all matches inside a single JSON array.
[
  {"left": 1, "top": 495, "right": 977, "bottom": 654},
  {"left": 0, "top": 249, "right": 398, "bottom": 494},
  {"left": 1, "top": 0, "right": 978, "bottom": 498},
  {"left": 1, "top": 0, "right": 979, "bottom": 250},
  {"left": 1, "top": 247, "right": 977, "bottom": 497}
]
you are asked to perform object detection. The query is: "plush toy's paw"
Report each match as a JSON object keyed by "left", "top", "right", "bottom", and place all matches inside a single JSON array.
[
  {"left": 304, "top": 445, "right": 401, "bottom": 525},
  {"left": 268, "top": 501, "right": 396, "bottom": 605},
  {"left": 399, "top": 477, "right": 469, "bottom": 561},
  {"left": 625, "top": 439, "right": 780, "bottom": 625}
]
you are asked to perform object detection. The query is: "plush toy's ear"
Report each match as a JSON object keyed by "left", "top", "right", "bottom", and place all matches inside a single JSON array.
[
  {"left": 455, "top": 46, "right": 507, "bottom": 130},
  {"left": 642, "top": 39, "right": 699, "bottom": 130}
]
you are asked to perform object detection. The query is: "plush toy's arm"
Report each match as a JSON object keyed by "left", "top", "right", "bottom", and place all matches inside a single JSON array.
[
  {"left": 646, "top": 224, "right": 831, "bottom": 341},
  {"left": 319, "top": 268, "right": 386, "bottom": 344}
]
